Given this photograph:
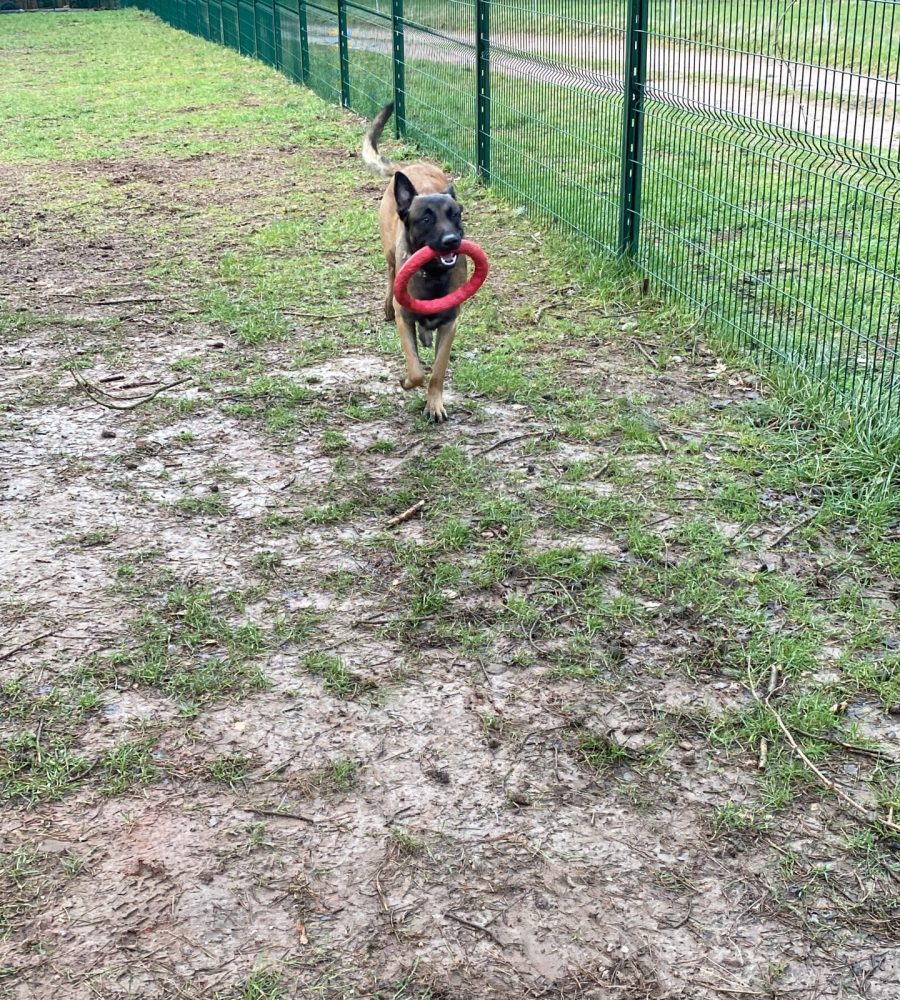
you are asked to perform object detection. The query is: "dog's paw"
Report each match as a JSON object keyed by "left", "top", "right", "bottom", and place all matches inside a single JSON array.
[
  {"left": 419, "top": 330, "right": 433, "bottom": 349},
  {"left": 384, "top": 305, "right": 395, "bottom": 322},
  {"left": 401, "top": 374, "right": 424, "bottom": 391},
  {"left": 425, "top": 397, "right": 448, "bottom": 423}
]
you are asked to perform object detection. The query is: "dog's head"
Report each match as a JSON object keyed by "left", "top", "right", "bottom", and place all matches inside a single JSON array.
[{"left": 394, "top": 171, "right": 463, "bottom": 268}]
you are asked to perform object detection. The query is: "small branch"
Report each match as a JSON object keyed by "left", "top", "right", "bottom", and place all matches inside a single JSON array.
[
  {"left": 385, "top": 500, "right": 425, "bottom": 528},
  {"left": 445, "top": 911, "right": 503, "bottom": 945},
  {"left": 749, "top": 667, "right": 900, "bottom": 835},
  {"left": 92, "top": 295, "right": 165, "bottom": 306},
  {"left": 758, "top": 664, "right": 781, "bottom": 770},
  {"left": 632, "top": 340, "right": 659, "bottom": 369},
  {"left": 246, "top": 807, "right": 315, "bottom": 823},
  {"left": 473, "top": 431, "right": 546, "bottom": 458},
  {"left": 282, "top": 307, "right": 371, "bottom": 320},
  {"left": 0, "top": 631, "right": 55, "bottom": 663},
  {"left": 769, "top": 508, "right": 819, "bottom": 548},
  {"left": 71, "top": 369, "right": 191, "bottom": 411}
]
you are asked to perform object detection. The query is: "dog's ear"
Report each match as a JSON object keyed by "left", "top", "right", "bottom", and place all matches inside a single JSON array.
[
  {"left": 394, "top": 172, "right": 417, "bottom": 220},
  {"left": 444, "top": 184, "right": 458, "bottom": 202}
]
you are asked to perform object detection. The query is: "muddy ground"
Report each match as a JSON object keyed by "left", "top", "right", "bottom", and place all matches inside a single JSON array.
[{"left": 1, "top": 11, "right": 898, "bottom": 1000}]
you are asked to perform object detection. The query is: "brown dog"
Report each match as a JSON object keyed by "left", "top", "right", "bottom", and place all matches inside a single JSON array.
[{"left": 362, "top": 102, "right": 467, "bottom": 423}]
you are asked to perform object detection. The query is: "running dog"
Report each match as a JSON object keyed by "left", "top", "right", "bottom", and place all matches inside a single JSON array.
[{"left": 362, "top": 102, "right": 467, "bottom": 423}]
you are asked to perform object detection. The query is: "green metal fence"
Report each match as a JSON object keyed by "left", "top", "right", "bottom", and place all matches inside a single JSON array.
[{"left": 122, "top": 0, "right": 899, "bottom": 416}]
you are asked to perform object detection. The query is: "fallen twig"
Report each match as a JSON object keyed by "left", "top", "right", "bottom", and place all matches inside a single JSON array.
[
  {"left": 246, "top": 807, "right": 315, "bottom": 823},
  {"left": 0, "top": 631, "right": 54, "bottom": 663},
  {"left": 92, "top": 295, "right": 165, "bottom": 306},
  {"left": 282, "top": 307, "right": 371, "bottom": 320},
  {"left": 758, "top": 664, "right": 782, "bottom": 770},
  {"left": 72, "top": 368, "right": 191, "bottom": 410},
  {"left": 769, "top": 508, "right": 820, "bottom": 547},
  {"left": 473, "top": 431, "right": 546, "bottom": 458},
  {"left": 445, "top": 911, "right": 503, "bottom": 945},
  {"left": 385, "top": 500, "right": 425, "bottom": 528},
  {"left": 749, "top": 666, "right": 900, "bottom": 835},
  {"left": 632, "top": 339, "right": 659, "bottom": 369}
]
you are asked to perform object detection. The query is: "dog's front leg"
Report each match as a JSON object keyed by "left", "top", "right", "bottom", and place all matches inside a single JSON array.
[
  {"left": 384, "top": 256, "right": 396, "bottom": 322},
  {"left": 425, "top": 319, "right": 457, "bottom": 423},
  {"left": 396, "top": 310, "right": 425, "bottom": 390}
]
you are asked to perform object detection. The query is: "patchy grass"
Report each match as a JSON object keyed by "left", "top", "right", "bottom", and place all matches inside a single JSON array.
[
  {"left": 1, "top": 9, "right": 898, "bottom": 999},
  {"left": 85, "top": 585, "right": 269, "bottom": 710}
]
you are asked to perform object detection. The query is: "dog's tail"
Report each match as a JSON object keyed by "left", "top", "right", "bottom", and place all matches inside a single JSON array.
[{"left": 362, "top": 102, "right": 396, "bottom": 178}]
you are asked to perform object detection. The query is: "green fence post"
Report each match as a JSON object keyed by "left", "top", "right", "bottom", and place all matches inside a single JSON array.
[
  {"left": 337, "top": 0, "right": 351, "bottom": 108},
  {"left": 299, "top": 0, "right": 309, "bottom": 83},
  {"left": 475, "top": 0, "right": 491, "bottom": 181},
  {"left": 618, "top": 0, "right": 649, "bottom": 256},
  {"left": 392, "top": 0, "right": 405, "bottom": 138}
]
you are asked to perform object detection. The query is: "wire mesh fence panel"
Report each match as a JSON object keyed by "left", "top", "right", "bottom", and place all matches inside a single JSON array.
[
  {"left": 275, "top": 0, "right": 307, "bottom": 84},
  {"left": 487, "top": 2, "right": 628, "bottom": 254},
  {"left": 221, "top": 0, "right": 239, "bottom": 49},
  {"left": 237, "top": 0, "right": 257, "bottom": 56},
  {"left": 304, "top": 1, "right": 342, "bottom": 105},
  {"left": 343, "top": 1, "right": 393, "bottom": 122},
  {"left": 206, "top": 0, "right": 223, "bottom": 43},
  {"left": 198, "top": 0, "right": 211, "bottom": 39},
  {"left": 119, "top": 0, "right": 900, "bottom": 417},
  {"left": 255, "top": 0, "right": 277, "bottom": 65},
  {"left": 637, "top": 0, "right": 900, "bottom": 412},
  {"left": 401, "top": 1, "right": 477, "bottom": 173}
]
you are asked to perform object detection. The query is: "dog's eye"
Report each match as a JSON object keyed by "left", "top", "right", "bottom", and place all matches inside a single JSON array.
[{"left": 421, "top": 210, "right": 434, "bottom": 223}]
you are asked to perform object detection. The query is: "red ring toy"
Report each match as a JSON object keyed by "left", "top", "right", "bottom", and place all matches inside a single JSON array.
[{"left": 393, "top": 239, "right": 489, "bottom": 316}]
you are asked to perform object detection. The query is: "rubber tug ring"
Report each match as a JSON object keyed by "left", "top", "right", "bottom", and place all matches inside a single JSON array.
[{"left": 393, "top": 239, "right": 489, "bottom": 316}]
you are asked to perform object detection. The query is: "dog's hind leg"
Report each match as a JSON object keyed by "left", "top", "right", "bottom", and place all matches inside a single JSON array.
[
  {"left": 425, "top": 319, "right": 457, "bottom": 423},
  {"left": 396, "top": 311, "right": 425, "bottom": 390}
]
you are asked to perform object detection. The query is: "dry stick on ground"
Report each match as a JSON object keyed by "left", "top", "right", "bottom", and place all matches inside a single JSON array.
[
  {"left": 71, "top": 368, "right": 191, "bottom": 411},
  {"left": 385, "top": 500, "right": 425, "bottom": 528},
  {"left": 632, "top": 339, "right": 659, "bottom": 369},
  {"left": 246, "top": 807, "right": 315, "bottom": 823},
  {"left": 758, "top": 663, "right": 782, "bottom": 770},
  {"left": 769, "top": 508, "right": 820, "bottom": 547},
  {"left": 473, "top": 431, "right": 547, "bottom": 458},
  {"left": 792, "top": 729, "right": 898, "bottom": 764},
  {"left": 92, "top": 295, "right": 165, "bottom": 306},
  {"left": 749, "top": 666, "right": 900, "bottom": 835},
  {"left": 0, "top": 631, "right": 54, "bottom": 663},
  {"left": 444, "top": 911, "right": 503, "bottom": 946},
  {"left": 281, "top": 307, "right": 372, "bottom": 320}
]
